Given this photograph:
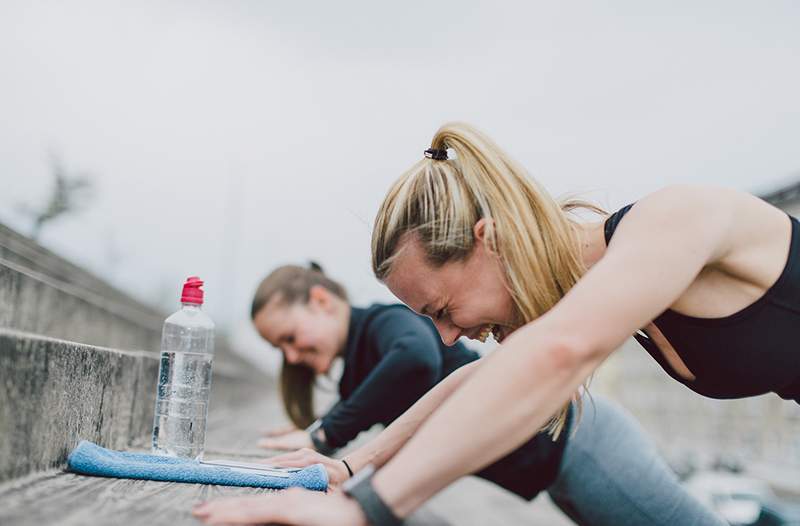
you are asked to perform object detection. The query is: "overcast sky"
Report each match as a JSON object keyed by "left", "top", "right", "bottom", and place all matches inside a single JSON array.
[{"left": 2, "top": 1, "right": 799, "bottom": 359}]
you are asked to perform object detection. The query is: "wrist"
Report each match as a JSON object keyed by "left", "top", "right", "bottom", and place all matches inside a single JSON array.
[
  {"left": 342, "top": 465, "right": 403, "bottom": 526},
  {"left": 348, "top": 444, "right": 381, "bottom": 473},
  {"left": 305, "top": 419, "right": 336, "bottom": 456},
  {"left": 341, "top": 457, "right": 354, "bottom": 478}
]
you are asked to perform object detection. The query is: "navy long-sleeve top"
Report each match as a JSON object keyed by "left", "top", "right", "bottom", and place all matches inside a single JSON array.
[{"left": 319, "top": 303, "right": 570, "bottom": 500}]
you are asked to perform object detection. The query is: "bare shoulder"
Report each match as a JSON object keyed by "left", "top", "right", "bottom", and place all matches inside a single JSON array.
[
  {"left": 614, "top": 184, "right": 788, "bottom": 265},
  {"left": 633, "top": 184, "right": 741, "bottom": 224}
]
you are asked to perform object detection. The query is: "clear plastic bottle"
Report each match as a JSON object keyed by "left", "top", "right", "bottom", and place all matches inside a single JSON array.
[{"left": 151, "top": 276, "right": 215, "bottom": 459}]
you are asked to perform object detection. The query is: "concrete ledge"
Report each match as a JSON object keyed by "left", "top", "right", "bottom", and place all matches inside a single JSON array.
[
  {"left": 0, "top": 329, "right": 263, "bottom": 482},
  {"left": 0, "top": 223, "right": 156, "bottom": 313},
  {"left": 0, "top": 330, "right": 158, "bottom": 480},
  {"left": 0, "top": 260, "right": 162, "bottom": 351}
]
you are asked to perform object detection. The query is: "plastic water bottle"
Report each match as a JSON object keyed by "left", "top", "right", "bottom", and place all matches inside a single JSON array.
[{"left": 151, "top": 276, "right": 215, "bottom": 459}]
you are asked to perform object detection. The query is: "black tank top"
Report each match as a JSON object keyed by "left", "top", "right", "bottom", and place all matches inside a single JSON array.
[{"left": 605, "top": 204, "right": 800, "bottom": 403}]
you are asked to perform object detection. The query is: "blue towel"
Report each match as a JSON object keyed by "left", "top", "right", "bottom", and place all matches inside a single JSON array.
[{"left": 67, "top": 440, "right": 328, "bottom": 491}]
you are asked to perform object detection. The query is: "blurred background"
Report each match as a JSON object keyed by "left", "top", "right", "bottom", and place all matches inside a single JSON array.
[{"left": 2, "top": 1, "right": 799, "bottom": 524}]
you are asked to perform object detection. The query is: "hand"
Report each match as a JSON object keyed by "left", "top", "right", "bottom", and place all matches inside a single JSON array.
[
  {"left": 260, "top": 423, "right": 299, "bottom": 437},
  {"left": 263, "top": 448, "right": 350, "bottom": 489},
  {"left": 192, "top": 487, "right": 367, "bottom": 526},
  {"left": 257, "top": 430, "right": 313, "bottom": 451}
]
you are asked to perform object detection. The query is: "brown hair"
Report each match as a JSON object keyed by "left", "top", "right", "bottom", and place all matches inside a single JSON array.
[
  {"left": 371, "top": 122, "right": 602, "bottom": 438},
  {"left": 251, "top": 263, "right": 348, "bottom": 428}
]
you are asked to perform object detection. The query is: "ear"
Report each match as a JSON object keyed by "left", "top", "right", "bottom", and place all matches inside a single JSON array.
[
  {"left": 308, "top": 285, "right": 334, "bottom": 312},
  {"left": 473, "top": 218, "right": 497, "bottom": 253}
]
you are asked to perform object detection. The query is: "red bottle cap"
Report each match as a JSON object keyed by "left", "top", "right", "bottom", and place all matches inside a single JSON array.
[{"left": 180, "top": 276, "right": 204, "bottom": 305}]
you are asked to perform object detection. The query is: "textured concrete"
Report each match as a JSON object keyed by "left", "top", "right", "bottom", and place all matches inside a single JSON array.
[
  {"left": 0, "top": 223, "right": 155, "bottom": 312},
  {"left": 0, "top": 261, "right": 162, "bottom": 351},
  {"left": 0, "top": 330, "right": 266, "bottom": 481},
  {"left": 0, "top": 374, "right": 571, "bottom": 526},
  {"left": 0, "top": 222, "right": 256, "bottom": 373},
  {"left": 0, "top": 330, "right": 158, "bottom": 480}
]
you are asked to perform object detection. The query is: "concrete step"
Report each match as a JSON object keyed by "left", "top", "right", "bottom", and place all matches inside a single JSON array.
[
  {"left": 0, "top": 329, "right": 572, "bottom": 525},
  {"left": 0, "top": 329, "right": 264, "bottom": 482},
  {"left": 0, "top": 223, "right": 154, "bottom": 313},
  {"left": 0, "top": 222, "right": 164, "bottom": 351},
  {"left": 0, "top": 222, "right": 258, "bottom": 376},
  {"left": 0, "top": 259, "right": 162, "bottom": 351}
]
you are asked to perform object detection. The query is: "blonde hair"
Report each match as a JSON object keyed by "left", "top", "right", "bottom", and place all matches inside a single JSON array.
[
  {"left": 251, "top": 263, "right": 348, "bottom": 429},
  {"left": 371, "top": 122, "right": 600, "bottom": 438}
]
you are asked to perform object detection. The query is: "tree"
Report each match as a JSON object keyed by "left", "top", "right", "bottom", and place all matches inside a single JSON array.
[{"left": 18, "top": 153, "right": 94, "bottom": 240}]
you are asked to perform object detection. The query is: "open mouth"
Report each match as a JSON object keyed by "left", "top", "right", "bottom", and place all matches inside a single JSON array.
[{"left": 473, "top": 324, "right": 506, "bottom": 343}]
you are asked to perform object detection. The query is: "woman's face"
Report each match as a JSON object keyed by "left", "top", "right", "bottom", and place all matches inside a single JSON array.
[
  {"left": 253, "top": 288, "right": 345, "bottom": 374},
  {"left": 384, "top": 223, "right": 519, "bottom": 346}
]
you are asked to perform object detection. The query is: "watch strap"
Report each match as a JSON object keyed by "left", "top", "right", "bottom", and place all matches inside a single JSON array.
[{"left": 342, "top": 465, "right": 403, "bottom": 526}]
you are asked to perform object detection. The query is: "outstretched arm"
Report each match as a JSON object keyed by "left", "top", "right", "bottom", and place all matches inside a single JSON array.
[
  {"left": 345, "top": 359, "right": 480, "bottom": 471},
  {"left": 267, "top": 359, "right": 482, "bottom": 487},
  {"left": 319, "top": 311, "right": 446, "bottom": 449},
  {"left": 372, "top": 186, "right": 735, "bottom": 517}
]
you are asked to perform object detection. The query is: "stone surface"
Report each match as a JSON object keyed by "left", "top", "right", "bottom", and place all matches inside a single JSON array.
[
  {"left": 0, "top": 262, "right": 162, "bottom": 351},
  {"left": 0, "top": 330, "right": 266, "bottom": 481},
  {"left": 0, "top": 376, "right": 571, "bottom": 526},
  {"left": 0, "top": 330, "right": 157, "bottom": 480},
  {"left": 0, "top": 223, "right": 153, "bottom": 311},
  {"left": 0, "top": 222, "right": 258, "bottom": 376}
]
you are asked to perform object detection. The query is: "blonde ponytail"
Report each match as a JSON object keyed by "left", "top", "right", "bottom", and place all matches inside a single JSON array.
[{"left": 372, "top": 122, "right": 600, "bottom": 438}]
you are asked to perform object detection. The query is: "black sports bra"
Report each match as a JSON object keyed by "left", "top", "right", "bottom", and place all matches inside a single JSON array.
[{"left": 605, "top": 204, "right": 800, "bottom": 404}]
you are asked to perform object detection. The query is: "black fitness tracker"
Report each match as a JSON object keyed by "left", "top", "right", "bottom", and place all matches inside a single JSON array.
[
  {"left": 305, "top": 419, "right": 336, "bottom": 456},
  {"left": 342, "top": 464, "right": 403, "bottom": 526}
]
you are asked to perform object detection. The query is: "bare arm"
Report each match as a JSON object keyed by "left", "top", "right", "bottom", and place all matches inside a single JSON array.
[
  {"left": 345, "top": 359, "right": 481, "bottom": 471},
  {"left": 372, "top": 185, "right": 738, "bottom": 516},
  {"left": 267, "top": 359, "right": 482, "bottom": 485}
]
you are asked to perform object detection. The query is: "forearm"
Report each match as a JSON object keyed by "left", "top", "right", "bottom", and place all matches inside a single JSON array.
[
  {"left": 345, "top": 360, "right": 481, "bottom": 472},
  {"left": 372, "top": 325, "right": 604, "bottom": 517},
  {"left": 323, "top": 349, "right": 440, "bottom": 449}
]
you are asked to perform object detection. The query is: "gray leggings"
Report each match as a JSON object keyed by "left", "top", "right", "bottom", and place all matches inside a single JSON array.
[{"left": 547, "top": 396, "right": 726, "bottom": 526}]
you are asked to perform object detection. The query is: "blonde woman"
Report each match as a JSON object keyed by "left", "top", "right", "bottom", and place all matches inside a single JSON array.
[
  {"left": 195, "top": 123, "right": 797, "bottom": 525},
  {"left": 236, "top": 263, "right": 723, "bottom": 526}
]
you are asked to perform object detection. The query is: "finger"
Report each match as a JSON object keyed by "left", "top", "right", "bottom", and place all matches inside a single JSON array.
[
  {"left": 261, "top": 456, "right": 328, "bottom": 473},
  {"left": 265, "top": 457, "right": 315, "bottom": 468},
  {"left": 260, "top": 426, "right": 292, "bottom": 437},
  {"left": 256, "top": 453, "right": 299, "bottom": 464},
  {"left": 192, "top": 497, "right": 251, "bottom": 520},
  {"left": 271, "top": 456, "right": 326, "bottom": 468},
  {"left": 256, "top": 438, "right": 291, "bottom": 450},
  {"left": 193, "top": 495, "right": 288, "bottom": 525},
  {"left": 260, "top": 449, "right": 315, "bottom": 465}
]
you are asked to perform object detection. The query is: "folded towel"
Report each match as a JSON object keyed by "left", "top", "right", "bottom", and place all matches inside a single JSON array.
[{"left": 67, "top": 441, "right": 328, "bottom": 491}]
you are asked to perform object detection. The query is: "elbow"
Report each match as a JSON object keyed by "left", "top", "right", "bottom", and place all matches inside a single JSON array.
[
  {"left": 541, "top": 333, "right": 607, "bottom": 374},
  {"left": 413, "top": 361, "right": 440, "bottom": 390},
  {"left": 397, "top": 357, "right": 440, "bottom": 397}
]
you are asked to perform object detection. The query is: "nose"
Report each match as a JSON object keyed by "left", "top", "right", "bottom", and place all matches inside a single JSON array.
[
  {"left": 433, "top": 319, "right": 461, "bottom": 346},
  {"left": 283, "top": 345, "right": 302, "bottom": 365}
]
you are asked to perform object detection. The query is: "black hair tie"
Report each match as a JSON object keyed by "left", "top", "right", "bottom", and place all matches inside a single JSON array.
[{"left": 424, "top": 148, "right": 448, "bottom": 161}]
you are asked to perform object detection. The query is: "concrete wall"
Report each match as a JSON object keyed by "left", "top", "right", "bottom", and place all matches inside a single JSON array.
[
  {"left": 0, "top": 329, "right": 266, "bottom": 481},
  {"left": 0, "top": 261, "right": 162, "bottom": 351},
  {"left": 0, "top": 224, "right": 156, "bottom": 312},
  {"left": 0, "top": 330, "right": 158, "bottom": 480},
  {"left": 0, "top": 222, "right": 268, "bottom": 481}
]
